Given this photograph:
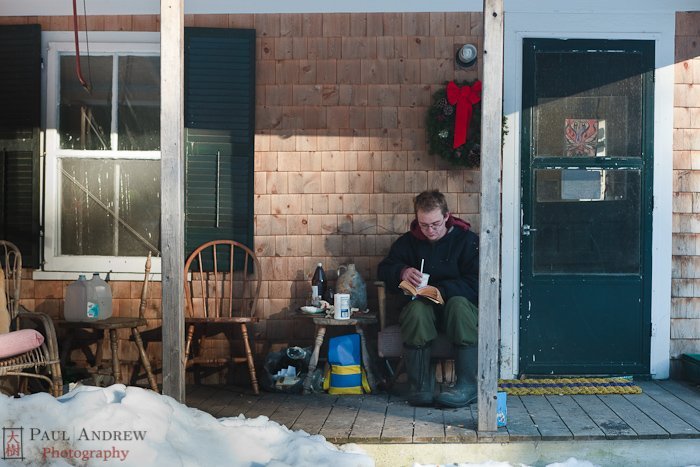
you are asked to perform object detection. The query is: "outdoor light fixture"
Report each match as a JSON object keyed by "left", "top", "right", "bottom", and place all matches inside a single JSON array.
[{"left": 456, "top": 43, "right": 478, "bottom": 68}]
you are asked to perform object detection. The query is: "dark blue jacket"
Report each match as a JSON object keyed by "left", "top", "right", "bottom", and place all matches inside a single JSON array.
[{"left": 377, "top": 219, "right": 479, "bottom": 305}]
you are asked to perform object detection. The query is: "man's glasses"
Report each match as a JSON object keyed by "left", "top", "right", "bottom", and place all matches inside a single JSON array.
[{"left": 418, "top": 217, "right": 447, "bottom": 231}]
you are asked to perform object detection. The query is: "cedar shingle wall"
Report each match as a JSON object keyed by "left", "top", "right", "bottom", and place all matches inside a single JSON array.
[
  {"left": 12, "top": 11, "right": 697, "bottom": 382},
  {"left": 1, "top": 12, "right": 483, "bottom": 384},
  {"left": 672, "top": 11, "right": 700, "bottom": 366}
]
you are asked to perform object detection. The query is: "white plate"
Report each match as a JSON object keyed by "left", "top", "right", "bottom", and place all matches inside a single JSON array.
[{"left": 300, "top": 306, "right": 324, "bottom": 314}]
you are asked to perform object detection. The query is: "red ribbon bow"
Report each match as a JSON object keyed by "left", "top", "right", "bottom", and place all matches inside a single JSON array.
[{"left": 446, "top": 80, "right": 482, "bottom": 149}]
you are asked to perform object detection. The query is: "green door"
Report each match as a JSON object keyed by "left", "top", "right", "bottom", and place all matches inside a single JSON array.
[{"left": 519, "top": 39, "right": 654, "bottom": 376}]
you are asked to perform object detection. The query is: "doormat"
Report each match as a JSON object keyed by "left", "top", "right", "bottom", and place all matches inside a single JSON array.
[{"left": 498, "top": 377, "right": 642, "bottom": 395}]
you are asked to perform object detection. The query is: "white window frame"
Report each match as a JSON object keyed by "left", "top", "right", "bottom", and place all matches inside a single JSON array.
[{"left": 43, "top": 35, "right": 162, "bottom": 278}]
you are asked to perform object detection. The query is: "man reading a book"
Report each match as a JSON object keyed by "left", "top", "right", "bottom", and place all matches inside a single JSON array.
[{"left": 378, "top": 190, "right": 479, "bottom": 407}]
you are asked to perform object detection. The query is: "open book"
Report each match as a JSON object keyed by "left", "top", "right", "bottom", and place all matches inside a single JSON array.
[{"left": 399, "top": 280, "right": 444, "bottom": 305}]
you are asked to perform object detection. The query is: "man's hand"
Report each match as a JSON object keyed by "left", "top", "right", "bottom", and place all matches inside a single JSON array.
[{"left": 401, "top": 267, "right": 423, "bottom": 288}]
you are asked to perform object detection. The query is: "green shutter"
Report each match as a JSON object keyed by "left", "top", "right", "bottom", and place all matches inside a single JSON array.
[
  {"left": 184, "top": 28, "right": 255, "bottom": 260},
  {"left": 0, "top": 25, "right": 41, "bottom": 267}
]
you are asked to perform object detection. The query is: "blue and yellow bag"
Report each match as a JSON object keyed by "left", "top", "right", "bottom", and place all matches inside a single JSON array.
[{"left": 323, "top": 333, "right": 370, "bottom": 395}]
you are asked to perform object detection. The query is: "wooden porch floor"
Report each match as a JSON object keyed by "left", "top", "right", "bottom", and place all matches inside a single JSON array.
[{"left": 185, "top": 379, "right": 700, "bottom": 444}]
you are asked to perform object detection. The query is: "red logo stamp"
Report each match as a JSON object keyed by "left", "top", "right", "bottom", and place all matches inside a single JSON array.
[{"left": 3, "top": 427, "right": 23, "bottom": 460}]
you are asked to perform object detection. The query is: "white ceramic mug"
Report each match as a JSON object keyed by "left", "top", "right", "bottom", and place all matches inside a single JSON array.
[{"left": 333, "top": 293, "right": 351, "bottom": 319}]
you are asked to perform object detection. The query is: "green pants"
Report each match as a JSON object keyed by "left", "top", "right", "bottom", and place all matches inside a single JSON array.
[{"left": 399, "top": 296, "right": 478, "bottom": 347}]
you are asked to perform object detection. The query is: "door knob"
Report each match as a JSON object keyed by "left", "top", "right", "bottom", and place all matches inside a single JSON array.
[{"left": 522, "top": 224, "right": 537, "bottom": 236}]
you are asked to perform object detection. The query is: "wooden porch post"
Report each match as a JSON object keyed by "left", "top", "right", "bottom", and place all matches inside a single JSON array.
[
  {"left": 478, "top": 0, "right": 504, "bottom": 433},
  {"left": 160, "top": 0, "right": 186, "bottom": 402}
]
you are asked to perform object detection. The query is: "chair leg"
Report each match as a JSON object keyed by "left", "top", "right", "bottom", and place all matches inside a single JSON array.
[
  {"left": 185, "top": 324, "right": 196, "bottom": 362},
  {"left": 50, "top": 361, "right": 64, "bottom": 396},
  {"left": 109, "top": 329, "right": 121, "bottom": 384},
  {"left": 131, "top": 328, "right": 159, "bottom": 393},
  {"left": 386, "top": 358, "right": 405, "bottom": 390},
  {"left": 239, "top": 323, "right": 259, "bottom": 395}
]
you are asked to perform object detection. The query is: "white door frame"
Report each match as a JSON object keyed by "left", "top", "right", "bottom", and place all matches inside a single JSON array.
[{"left": 501, "top": 10, "right": 675, "bottom": 379}]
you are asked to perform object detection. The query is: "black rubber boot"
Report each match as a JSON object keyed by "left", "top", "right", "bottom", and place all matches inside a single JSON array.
[
  {"left": 403, "top": 345, "right": 434, "bottom": 407},
  {"left": 435, "top": 345, "right": 477, "bottom": 408}
]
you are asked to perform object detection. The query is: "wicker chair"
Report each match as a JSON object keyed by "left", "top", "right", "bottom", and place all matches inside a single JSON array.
[{"left": 0, "top": 241, "right": 63, "bottom": 396}]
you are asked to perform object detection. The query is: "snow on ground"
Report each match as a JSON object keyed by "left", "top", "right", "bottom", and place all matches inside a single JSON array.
[{"left": 0, "top": 384, "right": 372, "bottom": 466}]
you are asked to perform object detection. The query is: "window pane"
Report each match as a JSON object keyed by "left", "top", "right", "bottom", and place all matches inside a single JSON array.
[
  {"left": 118, "top": 56, "right": 161, "bottom": 150},
  {"left": 61, "top": 158, "right": 160, "bottom": 256},
  {"left": 533, "top": 51, "right": 644, "bottom": 158},
  {"left": 59, "top": 55, "right": 113, "bottom": 150},
  {"left": 533, "top": 169, "right": 641, "bottom": 274}
]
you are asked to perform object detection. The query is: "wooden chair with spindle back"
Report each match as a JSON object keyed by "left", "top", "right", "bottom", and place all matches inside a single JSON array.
[
  {"left": 55, "top": 252, "right": 159, "bottom": 393},
  {"left": 184, "top": 240, "right": 261, "bottom": 394}
]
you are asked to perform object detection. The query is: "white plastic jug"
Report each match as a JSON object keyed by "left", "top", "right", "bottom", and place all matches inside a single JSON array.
[
  {"left": 64, "top": 273, "right": 113, "bottom": 321},
  {"left": 64, "top": 275, "right": 91, "bottom": 321},
  {"left": 88, "top": 272, "right": 113, "bottom": 320}
]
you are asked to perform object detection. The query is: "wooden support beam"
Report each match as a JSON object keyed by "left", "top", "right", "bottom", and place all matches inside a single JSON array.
[
  {"left": 160, "top": 0, "right": 186, "bottom": 402},
  {"left": 478, "top": 0, "right": 504, "bottom": 433}
]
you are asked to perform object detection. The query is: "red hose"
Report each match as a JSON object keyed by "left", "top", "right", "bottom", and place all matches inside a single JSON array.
[{"left": 72, "top": 0, "right": 89, "bottom": 90}]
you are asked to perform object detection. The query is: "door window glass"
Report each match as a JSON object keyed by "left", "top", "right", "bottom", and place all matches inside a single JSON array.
[
  {"left": 533, "top": 51, "right": 644, "bottom": 158},
  {"left": 533, "top": 168, "right": 641, "bottom": 274}
]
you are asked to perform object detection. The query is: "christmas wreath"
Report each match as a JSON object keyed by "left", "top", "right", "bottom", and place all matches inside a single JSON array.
[{"left": 426, "top": 80, "right": 482, "bottom": 168}]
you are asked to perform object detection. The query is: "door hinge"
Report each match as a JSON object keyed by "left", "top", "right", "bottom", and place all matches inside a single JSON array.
[{"left": 650, "top": 322, "right": 655, "bottom": 337}]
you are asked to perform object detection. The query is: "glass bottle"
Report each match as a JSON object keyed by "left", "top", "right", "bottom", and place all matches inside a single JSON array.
[{"left": 311, "top": 263, "right": 326, "bottom": 306}]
